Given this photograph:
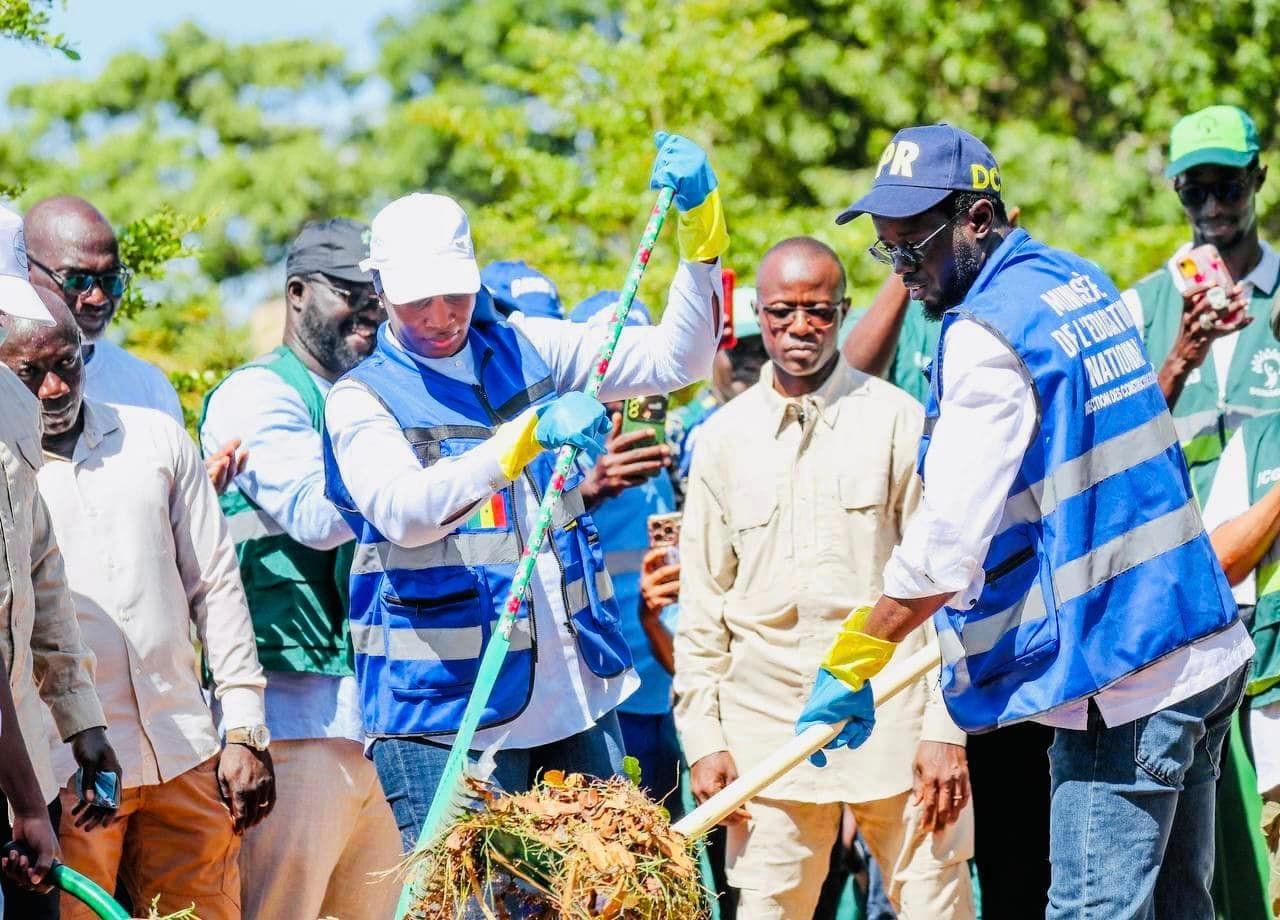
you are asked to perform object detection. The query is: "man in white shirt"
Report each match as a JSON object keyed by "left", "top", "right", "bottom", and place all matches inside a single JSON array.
[
  {"left": 201, "top": 218, "right": 401, "bottom": 919},
  {"left": 0, "top": 297, "right": 274, "bottom": 920},
  {"left": 323, "top": 133, "right": 727, "bottom": 849},
  {"left": 799, "top": 124, "right": 1253, "bottom": 919},
  {"left": 23, "top": 195, "right": 243, "bottom": 491}
]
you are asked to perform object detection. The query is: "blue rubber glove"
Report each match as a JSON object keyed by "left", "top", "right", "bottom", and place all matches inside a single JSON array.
[
  {"left": 795, "top": 668, "right": 876, "bottom": 767},
  {"left": 649, "top": 132, "right": 718, "bottom": 212},
  {"left": 534, "top": 392, "right": 610, "bottom": 460}
]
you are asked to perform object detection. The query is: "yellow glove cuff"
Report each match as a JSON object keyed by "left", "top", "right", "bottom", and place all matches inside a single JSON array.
[
  {"left": 820, "top": 605, "right": 898, "bottom": 692},
  {"left": 677, "top": 187, "right": 729, "bottom": 262},
  {"left": 491, "top": 407, "right": 542, "bottom": 481}
]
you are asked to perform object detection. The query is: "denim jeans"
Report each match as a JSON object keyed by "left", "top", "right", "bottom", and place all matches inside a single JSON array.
[
  {"left": 371, "top": 710, "right": 627, "bottom": 852},
  {"left": 616, "top": 710, "right": 685, "bottom": 819},
  {"left": 1047, "top": 665, "right": 1248, "bottom": 920}
]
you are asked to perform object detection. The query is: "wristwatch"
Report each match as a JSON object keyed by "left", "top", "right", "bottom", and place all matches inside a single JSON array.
[{"left": 225, "top": 725, "right": 271, "bottom": 751}]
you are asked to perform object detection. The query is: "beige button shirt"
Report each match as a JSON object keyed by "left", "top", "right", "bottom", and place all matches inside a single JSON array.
[
  {"left": 39, "top": 400, "right": 265, "bottom": 789},
  {"left": 0, "top": 366, "right": 105, "bottom": 803},
  {"left": 674, "top": 360, "right": 964, "bottom": 805}
]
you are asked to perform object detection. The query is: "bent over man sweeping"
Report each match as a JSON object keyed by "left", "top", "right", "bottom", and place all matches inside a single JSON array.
[{"left": 322, "top": 134, "right": 727, "bottom": 850}]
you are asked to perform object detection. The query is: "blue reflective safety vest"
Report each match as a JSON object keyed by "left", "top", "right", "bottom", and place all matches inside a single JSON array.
[
  {"left": 322, "top": 323, "right": 632, "bottom": 738},
  {"left": 588, "top": 471, "right": 677, "bottom": 716},
  {"left": 922, "top": 229, "right": 1239, "bottom": 732}
]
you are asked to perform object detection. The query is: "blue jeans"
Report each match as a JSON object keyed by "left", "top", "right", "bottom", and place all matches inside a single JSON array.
[
  {"left": 616, "top": 710, "right": 685, "bottom": 819},
  {"left": 371, "top": 710, "right": 627, "bottom": 852},
  {"left": 1047, "top": 666, "right": 1248, "bottom": 920}
]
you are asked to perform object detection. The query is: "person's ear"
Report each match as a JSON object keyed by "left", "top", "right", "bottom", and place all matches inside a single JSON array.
[
  {"left": 286, "top": 277, "right": 308, "bottom": 312},
  {"left": 969, "top": 199, "right": 995, "bottom": 241}
]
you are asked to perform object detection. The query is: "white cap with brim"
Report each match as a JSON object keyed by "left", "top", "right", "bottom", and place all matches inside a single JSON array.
[
  {"left": 360, "top": 192, "right": 481, "bottom": 305},
  {"left": 0, "top": 205, "right": 54, "bottom": 325}
]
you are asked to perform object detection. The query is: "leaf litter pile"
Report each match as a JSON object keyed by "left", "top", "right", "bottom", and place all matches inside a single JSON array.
[{"left": 405, "top": 770, "right": 708, "bottom": 919}]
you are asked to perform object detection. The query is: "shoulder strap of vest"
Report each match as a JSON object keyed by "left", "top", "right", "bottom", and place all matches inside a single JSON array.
[{"left": 200, "top": 345, "right": 327, "bottom": 435}]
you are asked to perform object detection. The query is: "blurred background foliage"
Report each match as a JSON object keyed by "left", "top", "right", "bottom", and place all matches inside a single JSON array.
[{"left": 5, "top": 0, "right": 1280, "bottom": 416}]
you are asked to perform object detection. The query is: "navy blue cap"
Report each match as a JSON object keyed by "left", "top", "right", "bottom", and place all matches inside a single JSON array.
[
  {"left": 570, "top": 290, "right": 652, "bottom": 328},
  {"left": 836, "top": 124, "right": 1001, "bottom": 224},
  {"left": 481, "top": 260, "right": 563, "bottom": 320}
]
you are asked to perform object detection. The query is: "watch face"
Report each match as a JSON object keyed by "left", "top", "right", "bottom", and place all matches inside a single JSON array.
[{"left": 251, "top": 725, "right": 271, "bottom": 749}]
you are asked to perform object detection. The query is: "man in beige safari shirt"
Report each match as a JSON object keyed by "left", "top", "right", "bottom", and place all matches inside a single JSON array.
[{"left": 674, "top": 237, "right": 974, "bottom": 919}]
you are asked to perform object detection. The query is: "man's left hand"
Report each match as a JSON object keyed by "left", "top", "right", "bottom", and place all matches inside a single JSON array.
[
  {"left": 217, "top": 743, "right": 275, "bottom": 834},
  {"left": 205, "top": 438, "right": 248, "bottom": 495},
  {"left": 912, "top": 741, "right": 969, "bottom": 833},
  {"left": 69, "top": 727, "right": 122, "bottom": 831}
]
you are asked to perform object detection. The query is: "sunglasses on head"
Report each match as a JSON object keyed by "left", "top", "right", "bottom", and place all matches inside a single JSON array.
[
  {"left": 1175, "top": 176, "right": 1253, "bottom": 208},
  {"left": 28, "top": 256, "right": 130, "bottom": 299}
]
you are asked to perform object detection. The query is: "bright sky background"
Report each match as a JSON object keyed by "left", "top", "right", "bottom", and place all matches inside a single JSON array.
[{"left": 0, "top": 0, "right": 416, "bottom": 94}]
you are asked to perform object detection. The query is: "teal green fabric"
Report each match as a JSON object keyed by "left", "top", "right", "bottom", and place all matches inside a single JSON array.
[
  {"left": 199, "top": 346, "right": 354, "bottom": 676},
  {"left": 1237, "top": 414, "right": 1280, "bottom": 707},
  {"left": 887, "top": 304, "right": 941, "bottom": 406}
]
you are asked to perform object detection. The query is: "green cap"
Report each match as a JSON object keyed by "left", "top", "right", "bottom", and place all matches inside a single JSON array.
[{"left": 1165, "top": 105, "right": 1261, "bottom": 178}]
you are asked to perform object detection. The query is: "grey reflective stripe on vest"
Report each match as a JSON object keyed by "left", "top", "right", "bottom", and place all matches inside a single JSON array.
[
  {"left": 1224, "top": 402, "right": 1273, "bottom": 430},
  {"left": 351, "top": 531, "right": 521, "bottom": 575},
  {"left": 604, "top": 549, "right": 647, "bottom": 574},
  {"left": 565, "top": 570, "right": 615, "bottom": 613},
  {"left": 226, "top": 508, "right": 285, "bottom": 543},
  {"left": 350, "top": 616, "right": 533, "bottom": 661},
  {"left": 1173, "top": 409, "right": 1220, "bottom": 444},
  {"left": 555, "top": 487, "right": 586, "bottom": 527},
  {"left": 1004, "top": 413, "right": 1179, "bottom": 526},
  {"left": 1053, "top": 497, "right": 1204, "bottom": 605},
  {"left": 961, "top": 585, "right": 1048, "bottom": 659}
]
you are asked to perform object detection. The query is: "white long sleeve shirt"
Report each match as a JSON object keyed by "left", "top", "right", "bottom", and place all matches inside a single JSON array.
[
  {"left": 325, "top": 260, "right": 722, "bottom": 748},
  {"left": 883, "top": 319, "right": 1252, "bottom": 731},
  {"left": 83, "top": 338, "right": 184, "bottom": 427}
]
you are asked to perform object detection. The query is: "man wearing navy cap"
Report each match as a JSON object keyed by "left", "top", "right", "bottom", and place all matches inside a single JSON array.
[
  {"left": 482, "top": 260, "right": 564, "bottom": 320},
  {"left": 800, "top": 124, "right": 1254, "bottom": 918}
]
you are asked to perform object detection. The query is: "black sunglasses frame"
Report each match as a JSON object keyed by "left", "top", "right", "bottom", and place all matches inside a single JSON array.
[{"left": 28, "top": 256, "right": 131, "bottom": 299}]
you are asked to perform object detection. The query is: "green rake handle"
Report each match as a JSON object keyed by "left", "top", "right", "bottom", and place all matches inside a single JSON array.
[
  {"left": 2, "top": 843, "right": 131, "bottom": 919},
  {"left": 394, "top": 186, "right": 677, "bottom": 919}
]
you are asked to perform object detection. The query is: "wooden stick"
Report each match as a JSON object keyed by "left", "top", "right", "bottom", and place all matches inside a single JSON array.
[{"left": 671, "top": 644, "right": 943, "bottom": 839}]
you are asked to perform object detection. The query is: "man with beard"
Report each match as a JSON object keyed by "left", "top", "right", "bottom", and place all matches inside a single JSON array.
[
  {"left": 677, "top": 236, "right": 973, "bottom": 919},
  {"left": 2, "top": 292, "right": 272, "bottom": 920},
  {"left": 199, "top": 219, "right": 400, "bottom": 919},
  {"left": 803, "top": 123, "right": 1253, "bottom": 919}
]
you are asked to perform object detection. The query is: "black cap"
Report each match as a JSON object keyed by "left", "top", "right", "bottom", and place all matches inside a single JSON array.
[{"left": 285, "top": 218, "right": 372, "bottom": 284}]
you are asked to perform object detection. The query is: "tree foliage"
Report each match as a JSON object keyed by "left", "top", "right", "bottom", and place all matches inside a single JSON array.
[{"left": 0, "top": 0, "right": 77, "bottom": 59}]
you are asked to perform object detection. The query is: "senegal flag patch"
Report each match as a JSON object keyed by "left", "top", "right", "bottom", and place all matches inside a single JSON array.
[{"left": 466, "top": 492, "right": 509, "bottom": 530}]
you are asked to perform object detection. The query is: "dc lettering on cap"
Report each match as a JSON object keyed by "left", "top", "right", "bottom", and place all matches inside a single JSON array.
[{"left": 971, "top": 163, "right": 1000, "bottom": 190}]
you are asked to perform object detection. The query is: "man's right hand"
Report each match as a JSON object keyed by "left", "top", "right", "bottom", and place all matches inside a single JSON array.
[
  {"left": 2, "top": 813, "right": 60, "bottom": 892},
  {"left": 689, "top": 751, "right": 749, "bottom": 826},
  {"left": 580, "top": 414, "right": 671, "bottom": 508}
]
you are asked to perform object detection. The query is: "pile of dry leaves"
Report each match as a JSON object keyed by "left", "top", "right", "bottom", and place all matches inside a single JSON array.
[{"left": 405, "top": 770, "right": 707, "bottom": 919}]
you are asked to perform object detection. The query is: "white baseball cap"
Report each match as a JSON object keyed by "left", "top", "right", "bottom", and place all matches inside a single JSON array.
[
  {"left": 0, "top": 204, "right": 54, "bottom": 325},
  {"left": 359, "top": 193, "right": 481, "bottom": 305}
]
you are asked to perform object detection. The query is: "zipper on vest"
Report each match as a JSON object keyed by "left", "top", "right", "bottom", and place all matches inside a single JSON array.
[
  {"left": 523, "top": 468, "right": 580, "bottom": 637},
  {"left": 984, "top": 545, "right": 1035, "bottom": 584}
]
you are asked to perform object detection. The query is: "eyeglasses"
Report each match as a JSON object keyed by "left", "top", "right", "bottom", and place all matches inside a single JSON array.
[
  {"left": 310, "top": 275, "right": 382, "bottom": 312},
  {"left": 27, "top": 256, "right": 130, "bottom": 299},
  {"left": 758, "top": 301, "right": 845, "bottom": 329},
  {"left": 868, "top": 214, "right": 957, "bottom": 268},
  {"left": 1175, "top": 177, "right": 1253, "bottom": 208}
]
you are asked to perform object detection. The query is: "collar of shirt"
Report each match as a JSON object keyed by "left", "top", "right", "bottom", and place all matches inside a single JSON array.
[
  {"left": 759, "top": 359, "right": 863, "bottom": 439},
  {"left": 52, "top": 399, "right": 121, "bottom": 465},
  {"left": 384, "top": 326, "right": 478, "bottom": 385}
]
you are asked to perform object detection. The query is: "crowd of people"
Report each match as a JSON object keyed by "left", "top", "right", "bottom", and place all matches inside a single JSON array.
[{"left": 0, "top": 108, "right": 1272, "bottom": 920}]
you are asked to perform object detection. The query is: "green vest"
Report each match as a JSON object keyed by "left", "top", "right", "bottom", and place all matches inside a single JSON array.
[
  {"left": 1239, "top": 415, "right": 1280, "bottom": 707},
  {"left": 199, "top": 346, "right": 354, "bottom": 676},
  {"left": 887, "top": 303, "right": 941, "bottom": 406},
  {"left": 1138, "top": 263, "right": 1280, "bottom": 504}
]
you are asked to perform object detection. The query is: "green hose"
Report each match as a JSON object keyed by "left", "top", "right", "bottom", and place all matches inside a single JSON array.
[{"left": 51, "top": 862, "right": 132, "bottom": 919}]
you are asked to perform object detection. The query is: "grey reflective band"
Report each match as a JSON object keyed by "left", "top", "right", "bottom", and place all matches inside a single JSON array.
[
  {"left": 555, "top": 487, "right": 586, "bottom": 526},
  {"left": 350, "top": 616, "right": 533, "bottom": 661},
  {"left": 1006, "top": 413, "right": 1179, "bottom": 524},
  {"left": 604, "top": 548, "right": 647, "bottom": 574},
  {"left": 1172, "top": 409, "right": 1220, "bottom": 443},
  {"left": 565, "top": 570, "right": 616, "bottom": 613},
  {"left": 1053, "top": 498, "right": 1204, "bottom": 605},
  {"left": 351, "top": 531, "right": 520, "bottom": 575},
  {"left": 960, "top": 584, "right": 1048, "bottom": 659},
  {"left": 226, "top": 508, "right": 285, "bottom": 543},
  {"left": 494, "top": 376, "right": 556, "bottom": 419}
]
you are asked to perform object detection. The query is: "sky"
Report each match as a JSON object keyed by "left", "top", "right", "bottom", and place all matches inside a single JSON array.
[{"left": 0, "top": 0, "right": 416, "bottom": 94}]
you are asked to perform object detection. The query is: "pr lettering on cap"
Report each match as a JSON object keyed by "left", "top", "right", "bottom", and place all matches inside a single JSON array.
[{"left": 875, "top": 140, "right": 921, "bottom": 179}]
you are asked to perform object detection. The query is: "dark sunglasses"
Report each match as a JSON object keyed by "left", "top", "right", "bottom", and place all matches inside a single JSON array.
[
  {"left": 310, "top": 274, "right": 382, "bottom": 311},
  {"left": 1175, "top": 177, "right": 1252, "bottom": 208},
  {"left": 28, "top": 256, "right": 130, "bottom": 299},
  {"left": 759, "top": 301, "right": 845, "bottom": 329},
  {"left": 868, "top": 213, "right": 958, "bottom": 268}
]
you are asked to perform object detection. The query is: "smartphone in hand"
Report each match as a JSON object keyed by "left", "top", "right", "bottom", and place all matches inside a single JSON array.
[
  {"left": 75, "top": 767, "right": 121, "bottom": 810},
  {"left": 1173, "top": 244, "right": 1240, "bottom": 322},
  {"left": 648, "top": 512, "right": 682, "bottom": 566}
]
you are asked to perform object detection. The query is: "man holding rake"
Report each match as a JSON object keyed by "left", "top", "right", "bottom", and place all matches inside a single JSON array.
[{"left": 322, "top": 133, "right": 727, "bottom": 849}]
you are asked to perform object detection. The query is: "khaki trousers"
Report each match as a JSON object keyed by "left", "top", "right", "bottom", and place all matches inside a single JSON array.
[
  {"left": 58, "top": 756, "right": 241, "bottom": 920},
  {"left": 726, "top": 791, "right": 975, "bottom": 920},
  {"left": 239, "top": 738, "right": 401, "bottom": 920}
]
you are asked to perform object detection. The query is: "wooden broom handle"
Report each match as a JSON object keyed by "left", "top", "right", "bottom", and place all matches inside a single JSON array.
[{"left": 671, "top": 644, "right": 943, "bottom": 840}]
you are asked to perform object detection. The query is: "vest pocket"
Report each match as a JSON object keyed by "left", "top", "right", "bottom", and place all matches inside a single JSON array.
[
  {"left": 964, "top": 551, "right": 1061, "bottom": 689},
  {"left": 379, "top": 585, "right": 491, "bottom": 699}
]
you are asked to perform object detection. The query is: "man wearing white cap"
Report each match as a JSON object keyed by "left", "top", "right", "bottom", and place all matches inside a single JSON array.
[
  {"left": 0, "top": 204, "right": 117, "bottom": 920},
  {"left": 323, "top": 133, "right": 728, "bottom": 846}
]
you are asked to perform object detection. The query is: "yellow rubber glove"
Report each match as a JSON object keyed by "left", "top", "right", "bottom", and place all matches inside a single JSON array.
[
  {"left": 821, "top": 605, "right": 898, "bottom": 692},
  {"left": 677, "top": 186, "right": 729, "bottom": 262},
  {"left": 490, "top": 407, "right": 542, "bottom": 481}
]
